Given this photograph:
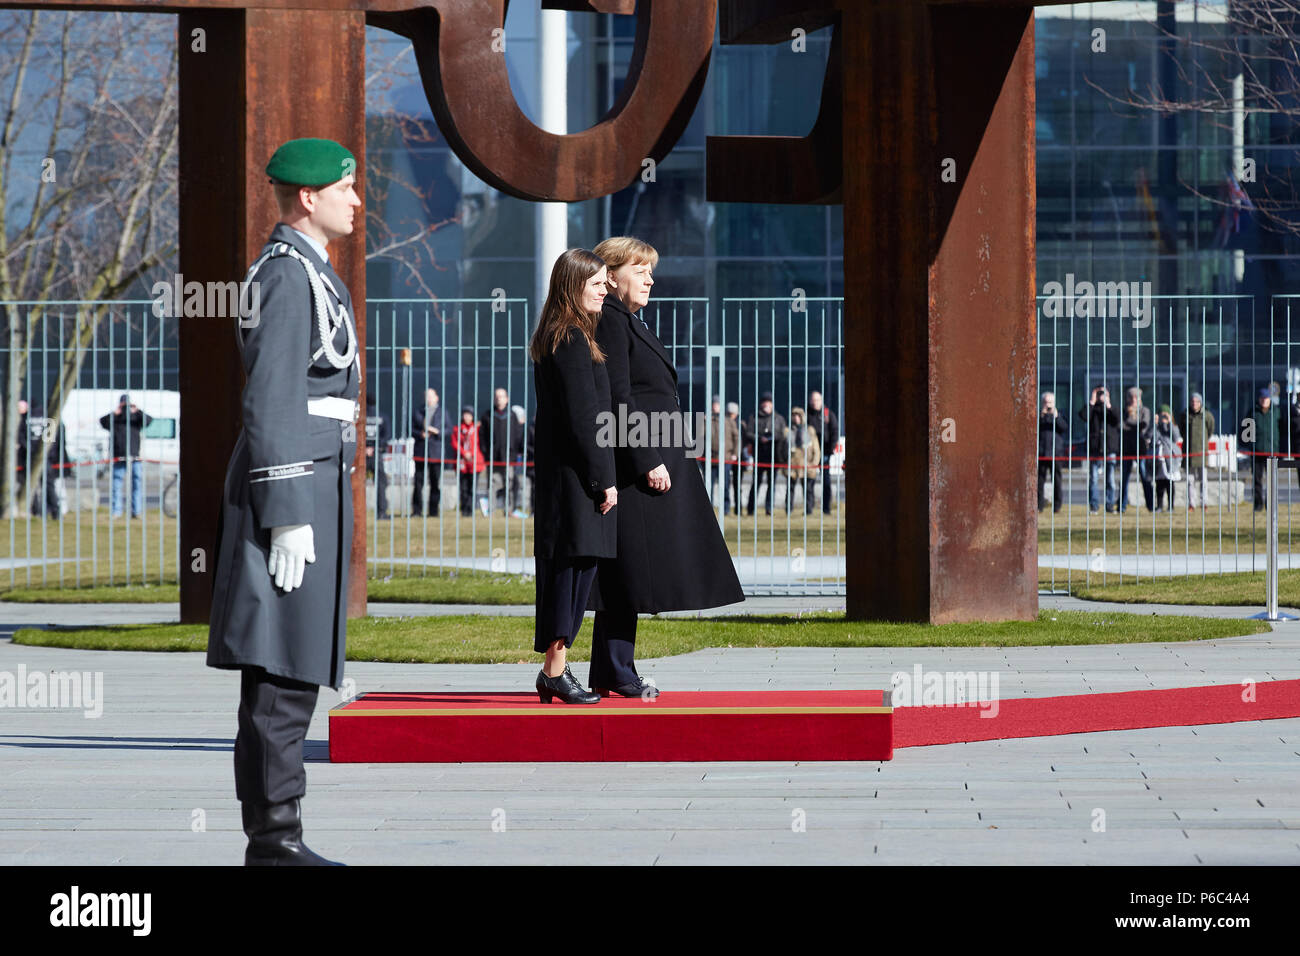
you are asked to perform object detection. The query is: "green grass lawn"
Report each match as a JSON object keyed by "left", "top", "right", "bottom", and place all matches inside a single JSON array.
[
  {"left": 0, "top": 583, "right": 181, "bottom": 603},
  {"left": 1056, "top": 568, "right": 1300, "bottom": 607},
  {"left": 1037, "top": 502, "right": 1300, "bottom": 554},
  {"left": 7, "top": 570, "right": 1281, "bottom": 610},
  {"left": 0, "top": 569, "right": 535, "bottom": 604},
  {"left": 8, "top": 503, "right": 1300, "bottom": 610},
  {"left": 11, "top": 610, "right": 1271, "bottom": 663}
]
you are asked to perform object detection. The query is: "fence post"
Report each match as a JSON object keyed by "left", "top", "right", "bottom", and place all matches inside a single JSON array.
[
  {"left": 1251, "top": 455, "right": 1295, "bottom": 622},
  {"left": 1269, "top": 456, "right": 1278, "bottom": 618}
]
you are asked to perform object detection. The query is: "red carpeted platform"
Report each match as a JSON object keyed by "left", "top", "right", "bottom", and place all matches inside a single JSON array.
[
  {"left": 328, "top": 680, "right": 1300, "bottom": 763},
  {"left": 893, "top": 678, "right": 1300, "bottom": 748},
  {"left": 329, "top": 690, "right": 893, "bottom": 762}
]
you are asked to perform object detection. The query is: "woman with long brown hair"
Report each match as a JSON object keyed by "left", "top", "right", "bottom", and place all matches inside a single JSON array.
[{"left": 529, "top": 249, "right": 619, "bottom": 704}]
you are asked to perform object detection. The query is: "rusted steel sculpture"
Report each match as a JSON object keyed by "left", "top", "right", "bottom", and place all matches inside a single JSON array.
[
  {"left": 707, "top": 1, "right": 1038, "bottom": 622},
  {"left": 0, "top": 0, "right": 1039, "bottom": 623}
]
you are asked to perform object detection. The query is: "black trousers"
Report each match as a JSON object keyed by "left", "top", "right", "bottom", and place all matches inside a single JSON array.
[
  {"left": 709, "top": 462, "right": 739, "bottom": 514},
  {"left": 1155, "top": 478, "right": 1175, "bottom": 510},
  {"left": 534, "top": 555, "right": 597, "bottom": 653},
  {"left": 747, "top": 464, "right": 777, "bottom": 513},
  {"left": 458, "top": 471, "right": 476, "bottom": 515},
  {"left": 590, "top": 563, "right": 641, "bottom": 689},
  {"left": 234, "top": 666, "right": 319, "bottom": 805},
  {"left": 1253, "top": 457, "right": 1269, "bottom": 508},
  {"left": 412, "top": 458, "right": 442, "bottom": 514},
  {"left": 590, "top": 606, "right": 640, "bottom": 689},
  {"left": 368, "top": 460, "right": 389, "bottom": 517}
]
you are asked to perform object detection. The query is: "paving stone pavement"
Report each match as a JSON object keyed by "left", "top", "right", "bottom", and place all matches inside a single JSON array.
[{"left": 2, "top": 603, "right": 1299, "bottom": 865}]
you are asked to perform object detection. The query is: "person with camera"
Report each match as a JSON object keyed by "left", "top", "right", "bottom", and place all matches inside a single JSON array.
[
  {"left": 99, "top": 393, "right": 153, "bottom": 519},
  {"left": 1037, "top": 391, "right": 1068, "bottom": 514},
  {"left": 1152, "top": 405, "right": 1183, "bottom": 512},
  {"left": 1081, "top": 385, "right": 1120, "bottom": 514},
  {"left": 1119, "top": 386, "right": 1154, "bottom": 513},
  {"left": 745, "top": 392, "right": 788, "bottom": 516}
]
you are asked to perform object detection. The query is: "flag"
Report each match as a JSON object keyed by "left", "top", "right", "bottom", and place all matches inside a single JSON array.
[{"left": 1214, "top": 170, "right": 1254, "bottom": 249}]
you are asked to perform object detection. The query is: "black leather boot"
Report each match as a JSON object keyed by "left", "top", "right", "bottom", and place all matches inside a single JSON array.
[
  {"left": 243, "top": 798, "right": 345, "bottom": 866},
  {"left": 536, "top": 665, "right": 600, "bottom": 704}
]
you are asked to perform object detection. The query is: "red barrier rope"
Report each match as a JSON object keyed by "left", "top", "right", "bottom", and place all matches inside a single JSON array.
[
  {"left": 14, "top": 456, "right": 178, "bottom": 471},
  {"left": 1037, "top": 449, "right": 1295, "bottom": 463},
  {"left": 403, "top": 453, "right": 847, "bottom": 472}
]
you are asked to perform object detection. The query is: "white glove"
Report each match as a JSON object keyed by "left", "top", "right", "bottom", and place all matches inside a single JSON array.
[{"left": 268, "top": 523, "right": 315, "bottom": 593}]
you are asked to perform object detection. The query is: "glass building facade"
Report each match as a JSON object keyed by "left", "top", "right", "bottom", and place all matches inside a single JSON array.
[
  {"left": 367, "top": 3, "right": 1300, "bottom": 302},
  {"left": 1033, "top": 2, "right": 1300, "bottom": 443},
  {"left": 365, "top": 6, "right": 842, "bottom": 305},
  {"left": 7, "top": 4, "right": 1300, "bottom": 436}
]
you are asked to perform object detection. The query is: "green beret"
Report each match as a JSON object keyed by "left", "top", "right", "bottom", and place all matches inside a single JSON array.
[{"left": 265, "top": 138, "right": 356, "bottom": 187}]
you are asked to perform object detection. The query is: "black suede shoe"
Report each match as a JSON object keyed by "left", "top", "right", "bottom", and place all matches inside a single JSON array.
[
  {"left": 592, "top": 676, "right": 660, "bottom": 699},
  {"left": 242, "top": 799, "right": 345, "bottom": 866},
  {"left": 536, "top": 665, "right": 600, "bottom": 704}
]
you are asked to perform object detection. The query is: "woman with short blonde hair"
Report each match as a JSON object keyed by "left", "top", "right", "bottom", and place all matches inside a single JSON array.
[{"left": 585, "top": 236, "right": 743, "bottom": 697}]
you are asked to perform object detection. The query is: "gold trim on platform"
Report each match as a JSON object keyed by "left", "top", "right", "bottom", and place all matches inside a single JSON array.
[{"left": 332, "top": 707, "right": 894, "bottom": 717}]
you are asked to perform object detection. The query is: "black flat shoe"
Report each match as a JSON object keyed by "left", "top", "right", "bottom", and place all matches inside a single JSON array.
[
  {"left": 536, "top": 665, "right": 600, "bottom": 704},
  {"left": 242, "top": 799, "right": 344, "bottom": 866},
  {"left": 592, "top": 676, "right": 660, "bottom": 699}
]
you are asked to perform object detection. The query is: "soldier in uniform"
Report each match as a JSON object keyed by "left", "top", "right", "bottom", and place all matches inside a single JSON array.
[{"left": 206, "top": 138, "right": 361, "bottom": 866}]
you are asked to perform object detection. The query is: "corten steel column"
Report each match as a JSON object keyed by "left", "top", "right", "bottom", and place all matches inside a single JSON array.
[
  {"left": 178, "top": 8, "right": 368, "bottom": 624},
  {"left": 843, "top": 4, "right": 1037, "bottom": 622}
]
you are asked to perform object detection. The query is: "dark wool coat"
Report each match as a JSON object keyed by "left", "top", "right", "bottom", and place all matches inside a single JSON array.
[
  {"left": 531, "top": 327, "right": 618, "bottom": 560},
  {"left": 207, "top": 224, "right": 360, "bottom": 690},
  {"left": 412, "top": 401, "right": 452, "bottom": 467},
  {"left": 1038, "top": 412, "right": 1068, "bottom": 461},
  {"left": 588, "top": 295, "right": 744, "bottom": 614}
]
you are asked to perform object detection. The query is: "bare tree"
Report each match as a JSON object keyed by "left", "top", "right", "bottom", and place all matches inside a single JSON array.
[
  {"left": 1, "top": 15, "right": 457, "bottom": 520},
  {"left": 364, "top": 37, "right": 457, "bottom": 303},
  {"left": 0, "top": 10, "right": 177, "bottom": 518},
  {"left": 1089, "top": 0, "right": 1300, "bottom": 238}
]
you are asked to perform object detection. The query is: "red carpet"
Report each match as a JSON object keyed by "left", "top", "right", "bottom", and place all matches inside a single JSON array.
[
  {"left": 893, "top": 678, "right": 1300, "bottom": 748},
  {"left": 327, "top": 681, "right": 1300, "bottom": 762},
  {"left": 329, "top": 690, "right": 893, "bottom": 762}
]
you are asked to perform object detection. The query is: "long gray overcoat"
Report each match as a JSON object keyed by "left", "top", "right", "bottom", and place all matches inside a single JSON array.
[{"left": 207, "top": 223, "right": 360, "bottom": 690}]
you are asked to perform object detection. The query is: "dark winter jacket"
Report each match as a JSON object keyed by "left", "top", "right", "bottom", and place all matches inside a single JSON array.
[
  {"left": 99, "top": 406, "right": 153, "bottom": 459},
  {"left": 1081, "top": 401, "right": 1120, "bottom": 457}
]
